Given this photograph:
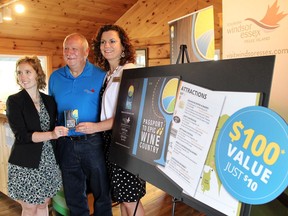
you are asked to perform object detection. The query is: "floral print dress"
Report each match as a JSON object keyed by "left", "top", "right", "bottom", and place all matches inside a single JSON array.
[{"left": 8, "top": 97, "right": 62, "bottom": 204}]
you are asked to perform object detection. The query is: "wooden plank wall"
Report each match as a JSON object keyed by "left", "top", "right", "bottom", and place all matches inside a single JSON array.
[
  {"left": 0, "top": 39, "right": 63, "bottom": 76},
  {"left": 0, "top": 0, "right": 222, "bottom": 73}
]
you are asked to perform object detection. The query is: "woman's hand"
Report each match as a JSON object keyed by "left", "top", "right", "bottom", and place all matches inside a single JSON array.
[{"left": 52, "top": 126, "right": 69, "bottom": 139}]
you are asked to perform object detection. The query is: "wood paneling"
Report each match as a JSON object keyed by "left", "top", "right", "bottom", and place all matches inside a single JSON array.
[
  {"left": 0, "top": 192, "right": 21, "bottom": 216},
  {"left": 0, "top": 0, "right": 222, "bottom": 70},
  {"left": 0, "top": 0, "right": 138, "bottom": 41},
  {"left": 0, "top": 38, "right": 63, "bottom": 73}
]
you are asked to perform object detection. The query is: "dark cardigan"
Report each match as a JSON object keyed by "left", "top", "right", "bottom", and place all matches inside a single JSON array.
[{"left": 6, "top": 89, "right": 57, "bottom": 168}]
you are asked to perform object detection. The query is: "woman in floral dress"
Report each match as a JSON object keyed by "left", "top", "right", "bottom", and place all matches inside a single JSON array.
[{"left": 6, "top": 56, "right": 68, "bottom": 216}]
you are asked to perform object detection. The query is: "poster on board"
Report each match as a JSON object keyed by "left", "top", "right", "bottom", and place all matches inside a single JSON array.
[
  {"left": 159, "top": 81, "right": 262, "bottom": 216},
  {"left": 169, "top": 6, "right": 215, "bottom": 63},
  {"left": 110, "top": 56, "right": 276, "bottom": 216},
  {"left": 112, "top": 76, "right": 180, "bottom": 166}
]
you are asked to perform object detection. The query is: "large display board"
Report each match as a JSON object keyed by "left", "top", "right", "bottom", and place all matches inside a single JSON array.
[{"left": 110, "top": 55, "right": 275, "bottom": 216}]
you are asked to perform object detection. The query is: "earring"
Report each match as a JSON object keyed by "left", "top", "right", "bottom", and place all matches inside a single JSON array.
[{"left": 120, "top": 51, "right": 125, "bottom": 58}]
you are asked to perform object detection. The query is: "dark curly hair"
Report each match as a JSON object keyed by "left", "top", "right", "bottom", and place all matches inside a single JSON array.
[
  {"left": 92, "top": 24, "right": 136, "bottom": 71},
  {"left": 16, "top": 56, "right": 46, "bottom": 90}
]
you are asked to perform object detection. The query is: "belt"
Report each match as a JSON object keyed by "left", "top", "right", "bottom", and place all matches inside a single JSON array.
[{"left": 65, "top": 133, "right": 99, "bottom": 141}]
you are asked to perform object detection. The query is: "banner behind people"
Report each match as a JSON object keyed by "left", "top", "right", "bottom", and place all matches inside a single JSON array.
[
  {"left": 169, "top": 6, "right": 215, "bottom": 63},
  {"left": 222, "top": 0, "right": 288, "bottom": 121}
]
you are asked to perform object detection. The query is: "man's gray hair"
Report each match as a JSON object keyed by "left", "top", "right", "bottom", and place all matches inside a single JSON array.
[{"left": 63, "top": 33, "right": 89, "bottom": 50}]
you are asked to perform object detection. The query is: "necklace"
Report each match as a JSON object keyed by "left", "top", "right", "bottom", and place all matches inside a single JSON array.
[{"left": 106, "top": 66, "right": 119, "bottom": 84}]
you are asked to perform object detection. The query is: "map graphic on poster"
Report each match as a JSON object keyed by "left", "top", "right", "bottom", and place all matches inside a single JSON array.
[
  {"left": 194, "top": 91, "right": 262, "bottom": 216},
  {"left": 112, "top": 76, "right": 180, "bottom": 166},
  {"left": 158, "top": 82, "right": 262, "bottom": 216},
  {"left": 159, "top": 81, "right": 225, "bottom": 197}
]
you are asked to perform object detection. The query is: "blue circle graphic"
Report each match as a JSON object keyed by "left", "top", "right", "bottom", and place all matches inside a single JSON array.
[{"left": 215, "top": 106, "right": 288, "bottom": 204}]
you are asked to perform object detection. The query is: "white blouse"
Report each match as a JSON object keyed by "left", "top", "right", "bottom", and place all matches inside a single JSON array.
[{"left": 100, "top": 63, "right": 136, "bottom": 121}]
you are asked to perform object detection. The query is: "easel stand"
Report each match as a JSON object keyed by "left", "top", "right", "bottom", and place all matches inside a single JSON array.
[
  {"left": 176, "top": 44, "right": 190, "bottom": 64},
  {"left": 170, "top": 44, "right": 190, "bottom": 216},
  {"left": 171, "top": 197, "right": 182, "bottom": 216}
]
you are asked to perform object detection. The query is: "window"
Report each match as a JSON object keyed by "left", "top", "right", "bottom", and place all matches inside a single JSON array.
[{"left": 135, "top": 48, "right": 148, "bottom": 67}]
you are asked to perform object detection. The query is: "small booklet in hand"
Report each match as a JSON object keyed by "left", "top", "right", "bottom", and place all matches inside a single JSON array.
[{"left": 64, "top": 109, "right": 79, "bottom": 129}]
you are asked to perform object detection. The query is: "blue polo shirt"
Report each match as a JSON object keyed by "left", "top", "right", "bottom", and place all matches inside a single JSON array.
[{"left": 48, "top": 61, "right": 105, "bottom": 136}]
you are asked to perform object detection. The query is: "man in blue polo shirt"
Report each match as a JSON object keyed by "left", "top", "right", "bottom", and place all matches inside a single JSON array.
[{"left": 49, "top": 33, "right": 112, "bottom": 216}]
